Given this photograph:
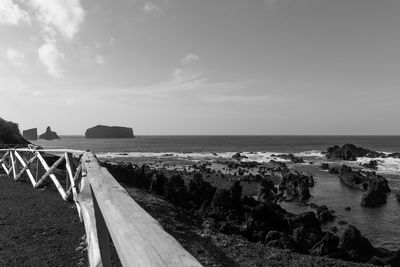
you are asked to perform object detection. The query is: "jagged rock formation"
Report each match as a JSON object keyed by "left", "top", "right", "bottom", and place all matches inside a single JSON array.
[
  {"left": 329, "top": 165, "right": 390, "bottom": 207},
  {"left": 23, "top": 128, "right": 38, "bottom": 141},
  {"left": 85, "top": 125, "right": 134, "bottom": 138},
  {"left": 0, "top": 117, "right": 30, "bottom": 146},
  {"left": 39, "top": 126, "right": 60, "bottom": 140},
  {"left": 272, "top": 154, "right": 304, "bottom": 163},
  {"left": 101, "top": 160, "right": 400, "bottom": 265},
  {"left": 325, "top": 144, "right": 385, "bottom": 161}
]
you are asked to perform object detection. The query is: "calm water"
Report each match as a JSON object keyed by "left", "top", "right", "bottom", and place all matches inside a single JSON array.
[
  {"left": 34, "top": 135, "right": 400, "bottom": 154},
  {"left": 33, "top": 135, "right": 400, "bottom": 250}
]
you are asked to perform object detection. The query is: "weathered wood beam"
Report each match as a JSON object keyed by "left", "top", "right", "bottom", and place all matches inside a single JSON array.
[
  {"left": 14, "top": 151, "right": 37, "bottom": 185},
  {"left": 9, "top": 151, "right": 16, "bottom": 179},
  {"left": 76, "top": 174, "right": 104, "bottom": 267},
  {"left": 66, "top": 164, "right": 82, "bottom": 199},
  {"left": 0, "top": 151, "right": 9, "bottom": 164},
  {"left": 35, "top": 154, "right": 65, "bottom": 188},
  {"left": 35, "top": 152, "right": 67, "bottom": 200},
  {"left": 1, "top": 151, "right": 11, "bottom": 175},
  {"left": 82, "top": 152, "right": 202, "bottom": 267}
]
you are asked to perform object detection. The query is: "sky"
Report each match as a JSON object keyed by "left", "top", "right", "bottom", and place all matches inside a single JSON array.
[{"left": 0, "top": 0, "right": 399, "bottom": 135}]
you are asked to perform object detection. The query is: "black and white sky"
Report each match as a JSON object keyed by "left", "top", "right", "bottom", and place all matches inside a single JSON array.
[{"left": 1, "top": 0, "right": 399, "bottom": 135}]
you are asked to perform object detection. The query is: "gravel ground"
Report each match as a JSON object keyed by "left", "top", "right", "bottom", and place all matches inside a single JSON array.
[{"left": 0, "top": 174, "right": 88, "bottom": 267}]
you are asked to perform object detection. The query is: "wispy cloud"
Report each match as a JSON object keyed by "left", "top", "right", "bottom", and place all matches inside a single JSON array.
[
  {"left": 38, "top": 41, "right": 65, "bottom": 77},
  {"left": 95, "top": 67, "right": 266, "bottom": 107},
  {"left": 28, "top": 0, "right": 85, "bottom": 40},
  {"left": 143, "top": 2, "right": 162, "bottom": 14},
  {"left": 24, "top": 0, "right": 85, "bottom": 76},
  {"left": 95, "top": 55, "right": 106, "bottom": 65},
  {"left": 0, "top": 0, "right": 30, "bottom": 26},
  {"left": 6, "top": 48, "right": 25, "bottom": 66},
  {"left": 32, "top": 90, "right": 44, "bottom": 96},
  {"left": 181, "top": 53, "right": 200, "bottom": 64}
]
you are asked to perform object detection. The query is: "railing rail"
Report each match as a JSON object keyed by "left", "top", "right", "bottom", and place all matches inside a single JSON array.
[{"left": 0, "top": 147, "right": 202, "bottom": 267}]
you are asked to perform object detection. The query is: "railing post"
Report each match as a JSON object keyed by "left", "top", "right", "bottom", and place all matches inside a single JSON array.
[{"left": 10, "top": 150, "right": 16, "bottom": 179}]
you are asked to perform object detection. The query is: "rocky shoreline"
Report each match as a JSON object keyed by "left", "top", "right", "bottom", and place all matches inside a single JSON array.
[{"left": 101, "top": 149, "right": 400, "bottom": 266}]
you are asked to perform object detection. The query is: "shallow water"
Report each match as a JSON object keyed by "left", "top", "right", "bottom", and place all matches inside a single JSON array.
[{"left": 282, "top": 160, "right": 400, "bottom": 251}]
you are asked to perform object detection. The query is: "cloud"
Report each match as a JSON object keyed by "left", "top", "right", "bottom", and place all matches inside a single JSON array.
[
  {"left": 66, "top": 97, "right": 75, "bottom": 105},
  {"left": 109, "top": 37, "right": 115, "bottom": 47},
  {"left": 28, "top": 0, "right": 85, "bottom": 40},
  {"left": 95, "top": 55, "right": 106, "bottom": 65},
  {"left": 181, "top": 53, "right": 200, "bottom": 64},
  {"left": 173, "top": 68, "right": 201, "bottom": 83},
  {"left": 32, "top": 90, "right": 44, "bottom": 96},
  {"left": 38, "top": 41, "right": 65, "bottom": 77},
  {"left": 143, "top": 2, "right": 162, "bottom": 14},
  {"left": 0, "top": 0, "right": 30, "bottom": 26},
  {"left": 6, "top": 48, "right": 25, "bottom": 66}
]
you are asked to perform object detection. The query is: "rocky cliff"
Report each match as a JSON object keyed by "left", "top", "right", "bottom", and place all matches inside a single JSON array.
[
  {"left": 39, "top": 126, "right": 60, "bottom": 140},
  {"left": 23, "top": 128, "right": 38, "bottom": 141},
  {"left": 85, "top": 125, "right": 134, "bottom": 138}
]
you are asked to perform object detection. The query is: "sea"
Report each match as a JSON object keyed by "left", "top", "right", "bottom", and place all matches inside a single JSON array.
[{"left": 33, "top": 135, "right": 400, "bottom": 251}]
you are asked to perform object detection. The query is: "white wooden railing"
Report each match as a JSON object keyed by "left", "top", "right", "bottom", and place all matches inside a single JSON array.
[{"left": 0, "top": 147, "right": 202, "bottom": 267}]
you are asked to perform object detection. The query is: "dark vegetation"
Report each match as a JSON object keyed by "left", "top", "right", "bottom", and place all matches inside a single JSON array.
[{"left": 0, "top": 117, "right": 30, "bottom": 146}]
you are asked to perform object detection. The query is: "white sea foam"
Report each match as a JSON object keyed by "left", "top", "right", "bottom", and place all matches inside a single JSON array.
[
  {"left": 294, "top": 150, "right": 325, "bottom": 158},
  {"left": 97, "top": 150, "right": 400, "bottom": 175},
  {"left": 97, "top": 151, "right": 311, "bottom": 163},
  {"left": 357, "top": 157, "right": 400, "bottom": 175}
]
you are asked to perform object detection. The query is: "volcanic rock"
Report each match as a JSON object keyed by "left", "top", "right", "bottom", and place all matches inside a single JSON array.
[
  {"left": 231, "top": 152, "right": 247, "bottom": 161},
  {"left": 39, "top": 126, "right": 60, "bottom": 140},
  {"left": 309, "top": 232, "right": 339, "bottom": 257},
  {"left": 387, "top": 152, "right": 400, "bottom": 158},
  {"left": 85, "top": 125, "right": 134, "bottom": 138},
  {"left": 361, "top": 160, "right": 378, "bottom": 170},
  {"left": 316, "top": 205, "right": 335, "bottom": 224},
  {"left": 164, "top": 174, "right": 191, "bottom": 207},
  {"left": 256, "top": 178, "right": 277, "bottom": 204},
  {"left": 187, "top": 173, "right": 216, "bottom": 208},
  {"left": 325, "top": 144, "right": 385, "bottom": 161},
  {"left": 149, "top": 172, "right": 168, "bottom": 195},
  {"left": 22, "top": 128, "right": 38, "bottom": 141},
  {"left": 338, "top": 225, "right": 375, "bottom": 262},
  {"left": 279, "top": 171, "right": 314, "bottom": 201},
  {"left": 361, "top": 178, "right": 390, "bottom": 207},
  {"left": 320, "top": 163, "right": 330, "bottom": 170},
  {"left": 272, "top": 154, "right": 304, "bottom": 164}
]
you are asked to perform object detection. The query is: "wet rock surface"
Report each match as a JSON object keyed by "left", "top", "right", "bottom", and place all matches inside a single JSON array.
[
  {"left": 328, "top": 165, "right": 390, "bottom": 207},
  {"left": 272, "top": 153, "right": 305, "bottom": 163},
  {"left": 325, "top": 144, "right": 385, "bottom": 161}
]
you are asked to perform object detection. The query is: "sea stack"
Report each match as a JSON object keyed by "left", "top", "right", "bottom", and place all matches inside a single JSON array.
[
  {"left": 23, "top": 128, "right": 38, "bottom": 141},
  {"left": 39, "top": 126, "right": 60, "bottom": 140},
  {"left": 85, "top": 125, "right": 135, "bottom": 138}
]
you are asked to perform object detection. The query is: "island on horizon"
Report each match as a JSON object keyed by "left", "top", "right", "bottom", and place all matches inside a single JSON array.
[{"left": 85, "top": 125, "right": 135, "bottom": 139}]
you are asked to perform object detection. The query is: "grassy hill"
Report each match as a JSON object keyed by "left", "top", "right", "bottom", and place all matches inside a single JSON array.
[{"left": 0, "top": 117, "right": 30, "bottom": 146}]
